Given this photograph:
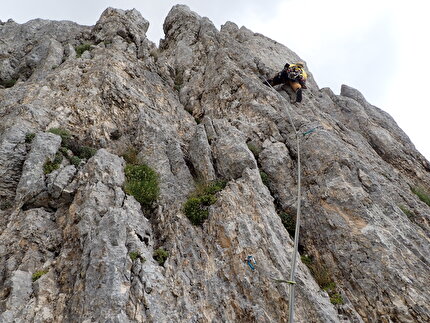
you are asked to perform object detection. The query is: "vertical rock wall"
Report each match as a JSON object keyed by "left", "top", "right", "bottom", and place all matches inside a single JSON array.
[{"left": 0, "top": 5, "right": 429, "bottom": 323}]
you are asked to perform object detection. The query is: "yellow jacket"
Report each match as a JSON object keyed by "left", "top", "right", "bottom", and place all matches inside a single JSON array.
[{"left": 288, "top": 64, "right": 307, "bottom": 81}]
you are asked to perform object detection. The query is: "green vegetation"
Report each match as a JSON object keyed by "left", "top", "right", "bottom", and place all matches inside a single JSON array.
[
  {"left": 77, "top": 146, "right": 97, "bottom": 160},
  {"left": 399, "top": 205, "right": 414, "bottom": 218},
  {"left": 279, "top": 212, "right": 296, "bottom": 237},
  {"left": 69, "top": 156, "right": 82, "bottom": 167},
  {"left": 300, "top": 254, "right": 344, "bottom": 305},
  {"left": 247, "top": 143, "right": 262, "bottom": 159},
  {"left": 25, "top": 132, "right": 36, "bottom": 143},
  {"left": 411, "top": 186, "right": 430, "bottom": 207},
  {"left": 121, "top": 148, "right": 139, "bottom": 165},
  {"left": 48, "top": 128, "right": 71, "bottom": 146},
  {"left": 32, "top": 269, "right": 49, "bottom": 282},
  {"left": 330, "top": 293, "right": 344, "bottom": 305},
  {"left": 260, "top": 171, "right": 270, "bottom": 187},
  {"left": 153, "top": 248, "right": 169, "bottom": 266},
  {"left": 75, "top": 43, "right": 91, "bottom": 58},
  {"left": 183, "top": 180, "right": 227, "bottom": 226},
  {"left": 1, "top": 78, "right": 17, "bottom": 88},
  {"left": 43, "top": 152, "right": 63, "bottom": 174},
  {"left": 48, "top": 127, "right": 96, "bottom": 163},
  {"left": 0, "top": 200, "right": 13, "bottom": 210},
  {"left": 124, "top": 163, "right": 160, "bottom": 208},
  {"left": 129, "top": 251, "right": 145, "bottom": 263}
]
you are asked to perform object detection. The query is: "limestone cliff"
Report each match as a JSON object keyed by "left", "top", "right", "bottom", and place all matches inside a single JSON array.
[{"left": 1, "top": 6, "right": 429, "bottom": 323}]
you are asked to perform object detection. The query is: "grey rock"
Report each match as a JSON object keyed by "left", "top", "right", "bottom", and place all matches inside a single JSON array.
[
  {"left": 211, "top": 119, "right": 258, "bottom": 179},
  {"left": 0, "top": 5, "right": 429, "bottom": 323},
  {"left": 188, "top": 124, "right": 216, "bottom": 181},
  {"left": 15, "top": 132, "right": 61, "bottom": 203},
  {"left": 46, "top": 164, "right": 77, "bottom": 199}
]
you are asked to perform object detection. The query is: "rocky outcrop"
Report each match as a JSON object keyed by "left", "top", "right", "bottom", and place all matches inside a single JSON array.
[{"left": 1, "top": 5, "right": 429, "bottom": 323}]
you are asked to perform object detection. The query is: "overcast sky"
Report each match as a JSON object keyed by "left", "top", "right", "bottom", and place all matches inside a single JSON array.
[{"left": 1, "top": 0, "right": 429, "bottom": 160}]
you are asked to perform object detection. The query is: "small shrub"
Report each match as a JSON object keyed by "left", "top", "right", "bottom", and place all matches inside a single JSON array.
[
  {"left": 59, "top": 147, "right": 69, "bottom": 155},
  {"left": 153, "top": 248, "right": 169, "bottom": 266},
  {"left": 32, "top": 269, "right": 48, "bottom": 282},
  {"left": 121, "top": 148, "right": 139, "bottom": 165},
  {"left": 0, "top": 200, "right": 13, "bottom": 210},
  {"left": 411, "top": 186, "right": 430, "bottom": 207},
  {"left": 247, "top": 143, "right": 262, "bottom": 158},
  {"left": 279, "top": 212, "right": 296, "bottom": 237},
  {"left": 25, "top": 132, "right": 36, "bottom": 143},
  {"left": 124, "top": 163, "right": 160, "bottom": 208},
  {"left": 183, "top": 180, "right": 227, "bottom": 225},
  {"left": 48, "top": 128, "right": 71, "bottom": 146},
  {"left": 1, "top": 78, "right": 17, "bottom": 88},
  {"left": 399, "top": 205, "right": 414, "bottom": 218},
  {"left": 330, "top": 293, "right": 344, "bottom": 305},
  {"left": 260, "top": 171, "right": 270, "bottom": 187},
  {"left": 129, "top": 251, "right": 145, "bottom": 262},
  {"left": 69, "top": 156, "right": 82, "bottom": 167},
  {"left": 78, "top": 146, "right": 97, "bottom": 160},
  {"left": 300, "top": 254, "right": 312, "bottom": 266},
  {"left": 75, "top": 43, "right": 91, "bottom": 58},
  {"left": 43, "top": 152, "right": 63, "bottom": 174}
]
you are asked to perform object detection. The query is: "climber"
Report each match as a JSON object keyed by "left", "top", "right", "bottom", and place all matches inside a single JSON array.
[{"left": 263, "top": 62, "right": 308, "bottom": 103}]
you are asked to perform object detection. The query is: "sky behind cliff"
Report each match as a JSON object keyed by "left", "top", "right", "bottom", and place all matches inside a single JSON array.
[{"left": 1, "top": 0, "right": 429, "bottom": 160}]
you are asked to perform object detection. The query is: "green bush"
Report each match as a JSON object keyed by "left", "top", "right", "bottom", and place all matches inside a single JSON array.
[
  {"left": 25, "top": 132, "right": 36, "bottom": 143},
  {"left": 247, "top": 143, "right": 262, "bottom": 158},
  {"left": 68, "top": 156, "right": 81, "bottom": 167},
  {"left": 260, "top": 171, "right": 270, "bottom": 187},
  {"left": 1, "top": 78, "right": 17, "bottom": 88},
  {"left": 153, "top": 247, "right": 169, "bottom": 266},
  {"left": 0, "top": 200, "right": 13, "bottom": 210},
  {"left": 75, "top": 43, "right": 91, "bottom": 58},
  {"left": 78, "top": 146, "right": 97, "bottom": 159},
  {"left": 330, "top": 293, "right": 344, "bottom": 305},
  {"left": 411, "top": 186, "right": 430, "bottom": 207},
  {"left": 32, "top": 269, "right": 48, "bottom": 282},
  {"left": 129, "top": 251, "right": 145, "bottom": 262},
  {"left": 121, "top": 148, "right": 139, "bottom": 165},
  {"left": 124, "top": 163, "right": 160, "bottom": 208},
  {"left": 279, "top": 212, "right": 296, "bottom": 237},
  {"left": 43, "top": 152, "right": 63, "bottom": 174},
  {"left": 399, "top": 205, "right": 414, "bottom": 218},
  {"left": 48, "top": 128, "right": 71, "bottom": 146},
  {"left": 183, "top": 180, "right": 227, "bottom": 225}
]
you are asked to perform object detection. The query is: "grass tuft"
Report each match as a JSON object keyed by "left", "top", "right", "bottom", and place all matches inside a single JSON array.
[
  {"left": 32, "top": 269, "right": 48, "bottom": 282},
  {"left": 411, "top": 186, "right": 430, "bottom": 207}
]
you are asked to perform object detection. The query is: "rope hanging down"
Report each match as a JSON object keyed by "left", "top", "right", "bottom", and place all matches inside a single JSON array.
[{"left": 263, "top": 79, "right": 303, "bottom": 323}]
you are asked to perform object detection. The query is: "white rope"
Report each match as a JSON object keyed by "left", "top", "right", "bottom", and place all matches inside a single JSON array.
[{"left": 264, "top": 79, "right": 302, "bottom": 323}]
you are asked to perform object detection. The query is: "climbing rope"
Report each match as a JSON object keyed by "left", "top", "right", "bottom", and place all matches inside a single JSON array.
[{"left": 263, "top": 78, "right": 303, "bottom": 323}]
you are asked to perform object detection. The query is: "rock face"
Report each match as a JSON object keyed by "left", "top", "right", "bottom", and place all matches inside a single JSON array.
[{"left": 1, "top": 5, "right": 429, "bottom": 323}]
